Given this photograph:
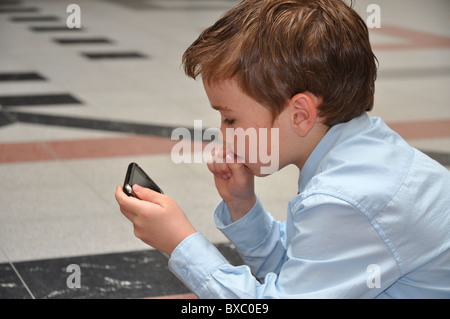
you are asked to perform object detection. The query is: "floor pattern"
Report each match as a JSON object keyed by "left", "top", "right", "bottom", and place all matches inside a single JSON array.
[{"left": 0, "top": 0, "right": 449, "bottom": 299}]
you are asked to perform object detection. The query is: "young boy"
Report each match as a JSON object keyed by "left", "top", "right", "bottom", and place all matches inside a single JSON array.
[{"left": 115, "top": 0, "right": 450, "bottom": 298}]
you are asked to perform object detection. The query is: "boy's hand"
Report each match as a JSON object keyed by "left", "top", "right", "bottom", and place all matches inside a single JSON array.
[
  {"left": 207, "top": 147, "right": 256, "bottom": 221},
  {"left": 115, "top": 184, "right": 196, "bottom": 255}
]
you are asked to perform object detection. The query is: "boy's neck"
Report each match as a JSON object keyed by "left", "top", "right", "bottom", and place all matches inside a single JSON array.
[{"left": 295, "top": 123, "right": 330, "bottom": 170}]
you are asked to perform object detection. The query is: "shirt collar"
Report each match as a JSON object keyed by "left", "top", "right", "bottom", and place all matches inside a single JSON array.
[{"left": 297, "top": 113, "right": 371, "bottom": 192}]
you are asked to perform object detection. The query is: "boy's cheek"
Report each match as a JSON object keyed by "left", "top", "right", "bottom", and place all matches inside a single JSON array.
[{"left": 233, "top": 141, "right": 248, "bottom": 163}]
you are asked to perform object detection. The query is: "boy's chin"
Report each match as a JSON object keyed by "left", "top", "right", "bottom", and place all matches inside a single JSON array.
[
  {"left": 247, "top": 163, "right": 279, "bottom": 177},
  {"left": 254, "top": 172, "right": 272, "bottom": 177}
]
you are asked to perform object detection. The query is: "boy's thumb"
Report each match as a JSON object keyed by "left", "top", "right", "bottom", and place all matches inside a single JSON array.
[
  {"left": 226, "top": 152, "right": 253, "bottom": 177},
  {"left": 132, "top": 184, "right": 163, "bottom": 203}
]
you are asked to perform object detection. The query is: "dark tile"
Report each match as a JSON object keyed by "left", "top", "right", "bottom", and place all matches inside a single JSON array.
[
  {"left": 7, "top": 111, "right": 197, "bottom": 138},
  {"left": 8, "top": 111, "right": 129, "bottom": 133},
  {"left": 0, "top": 94, "right": 82, "bottom": 107},
  {"left": 0, "top": 1, "right": 22, "bottom": 6},
  {"left": 0, "top": 263, "right": 32, "bottom": 299},
  {"left": 82, "top": 52, "right": 148, "bottom": 59},
  {"left": 6, "top": 244, "right": 242, "bottom": 299},
  {"left": 0, "top": 7, "right": 39, "bottom": 13},
  {"left": 0, "top": 111, "right": 16, "bottom": 127},
  {"left": 0, "top": 72, "right": 46, "bottom": 81},
  {"left": 13, "top": 250, "right": 187, "bottom": 299},
  {"left": 10, "top": 15, "right": 59, "bottom": 22},
  {"left": 29, "top": 26, "right": 83, "bottom": 32},
  {"left": 53, "top": 37, "right": 113, "bottom": 45}
]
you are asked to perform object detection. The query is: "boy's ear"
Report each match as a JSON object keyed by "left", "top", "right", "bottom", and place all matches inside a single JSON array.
[{"left": 289, "top": 93, "right": 319, "bottom": 137}]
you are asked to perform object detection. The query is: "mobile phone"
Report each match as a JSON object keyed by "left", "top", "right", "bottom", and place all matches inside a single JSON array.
[{"left": 123, "top": 162, "right": 163, "bottom": 197}]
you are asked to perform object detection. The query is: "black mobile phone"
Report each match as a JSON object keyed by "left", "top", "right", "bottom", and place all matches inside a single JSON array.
[{"left": 123, "top": 162, "right": 163, "bottom": 197}]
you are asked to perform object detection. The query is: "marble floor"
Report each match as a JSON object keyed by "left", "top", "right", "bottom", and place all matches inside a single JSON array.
[{"left": 0, "top": 0, "right": 449, "bottom": 298}]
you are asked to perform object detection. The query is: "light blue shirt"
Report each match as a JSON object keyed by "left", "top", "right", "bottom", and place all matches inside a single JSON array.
[{"left": 169, "top": 113, "right": 450, "bottom": 298}]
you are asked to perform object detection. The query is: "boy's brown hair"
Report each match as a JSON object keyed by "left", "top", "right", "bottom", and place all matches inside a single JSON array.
[{"left": 182, "top": 0, "right": 378, "bottom": 127}]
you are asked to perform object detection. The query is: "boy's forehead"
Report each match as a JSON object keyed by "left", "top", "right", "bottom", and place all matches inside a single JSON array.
[{"left": 203, "top": 79, "right": 240, "bottom": 110}]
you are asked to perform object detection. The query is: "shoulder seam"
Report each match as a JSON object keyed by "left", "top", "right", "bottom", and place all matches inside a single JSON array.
[{"left": 292, "top": 191, "right": 405, "bottom": 276}]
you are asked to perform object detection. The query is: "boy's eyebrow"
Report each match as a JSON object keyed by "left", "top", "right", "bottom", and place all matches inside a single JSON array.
[{"left": 211, "top": 104, "right": 231, "bottom": 112}]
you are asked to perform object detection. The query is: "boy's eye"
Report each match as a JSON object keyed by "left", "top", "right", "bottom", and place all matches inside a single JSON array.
[{"left": 223, "top": 118, "right": 235, "bottom": 125}]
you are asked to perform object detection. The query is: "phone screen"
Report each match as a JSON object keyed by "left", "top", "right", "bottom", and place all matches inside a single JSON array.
[{"left": 123, "top": 163, "right": 163, "bottom": 196}]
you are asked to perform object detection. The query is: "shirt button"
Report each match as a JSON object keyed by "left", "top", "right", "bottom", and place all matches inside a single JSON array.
[{"left": 181, "top": 266, "right": 188, "bottom": 277}]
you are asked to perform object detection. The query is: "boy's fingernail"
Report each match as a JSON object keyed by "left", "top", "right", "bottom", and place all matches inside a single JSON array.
[
  {"left": 226, "top": 152, "right": 234, "bottom": 162},
  {"left": 133, "top": 184, "right": 142, "bottom": 192}
]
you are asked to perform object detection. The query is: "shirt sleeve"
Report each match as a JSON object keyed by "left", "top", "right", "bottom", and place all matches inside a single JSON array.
[
  {"left": 214, "top": 198, "right": 288, "bottom": 281},
  {"left": 169, "top": 194, "right": 400, "bottom": 298}
]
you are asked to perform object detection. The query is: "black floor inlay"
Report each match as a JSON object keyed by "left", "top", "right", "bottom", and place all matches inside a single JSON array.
[
  {"left": 0, "top": 0, "right": 22, "bottom": 6},
  {"left": 29, "top": 26, "right": 84, "bottom": 32},
  {"left": 0, "top": 7, "right": 39, "bottom": 13},
  {"left": 10, "top": 15, "right": 59, "bottom": 22},
  {"left": 0, "top": 244, "right": 243, "bottom": 299},
  {"left": 53, "top": 37, "right": 113, "bottom": 45},
  {"left": 0, "top": 111, "right": 15, "bottom": 127},
  {"left": 82, "top": 52, "right": 148, "bottom": 59},
  {"left": 0, "top": 72, "right": 46, "bottom": 82},
  {"left": 0, "top": 263, "right": 30, "bottom": 299},
  {"left": 5, "top": 111, "right": 205, "bottom": 139},
  {"left": 0, "top": 94, "right": 82, "bottom": 107}
]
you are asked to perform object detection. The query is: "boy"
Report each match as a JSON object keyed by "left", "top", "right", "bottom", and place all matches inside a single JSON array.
[{"left": 115, "top": 0, "right": 450, "bottom": 298}]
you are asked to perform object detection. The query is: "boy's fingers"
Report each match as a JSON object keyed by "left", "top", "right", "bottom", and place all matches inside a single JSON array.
[
  {"left": 115, "top": 185, "right": 138, "bottom": 219},
  {"left": 207, "top": 160, "right": 232, "bottom": 179},
  {"left": 132, "top": 184, "right": 164, "bottom": 204},
  {"left": 120, "top": 207, "right": 137, "bottom": 221},
  {"left": 115, "top": 185, "right": 160, "bottom": 216},
  {"left": 115, "top": 185, "right": 133, "bottom": 206},
  {"left": 206, "top": 148, "right": 251, "bottom": 180}
]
